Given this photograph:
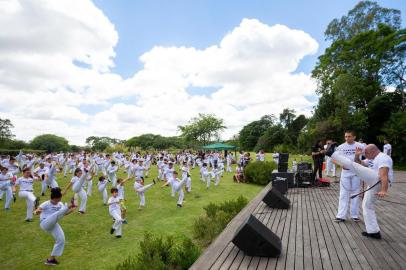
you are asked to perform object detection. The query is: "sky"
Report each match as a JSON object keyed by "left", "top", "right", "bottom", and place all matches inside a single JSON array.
[{"left": 0, "top": 0, "right": 405, "bottom": 145}]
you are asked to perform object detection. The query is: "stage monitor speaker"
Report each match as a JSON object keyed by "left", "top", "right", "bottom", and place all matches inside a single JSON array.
[
  {"left": 271, "top": 171, "right": 290, "bottom": 193},
  {"left": 232, "top": 214, "right": 282, "bottom": 257},
  {"left": 278, "top": 153, "right": 289, "bottom": 163},
  {"left": 262, "top": 188, "right": 290, "bottom": 209}
]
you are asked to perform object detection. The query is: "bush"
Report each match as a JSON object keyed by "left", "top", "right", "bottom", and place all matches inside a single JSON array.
[
  {"left": 115, "top": 233, "right": 200, "bottom": 270},
  {"left": 193, "top": 196, "right": 248, "bottom": 246},
  {"left": 243, "top": 161, "right": 276, "bottom": 185}
]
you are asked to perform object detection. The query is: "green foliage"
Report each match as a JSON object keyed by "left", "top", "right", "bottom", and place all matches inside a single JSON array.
[
  {"left": 0, "top": 118, "right": 14, "bottom": 142},
  {"left": 239, "top": 115, "right": 274, "bottom": 150},
  {"left": 105, "top": 143, "right": 129, "bottom": 154},
  {"left": 382, "top": 111, "right": 406, "bottom": 163},
  {"left": 30, "top": 134, "right": 69, "bottom": 153},
  {"left": 0, "top": 149, "right": 46, "bottom": 155},
  {"left": 0, "top": 139, "right": 28, "bottom": 150},
  {"left": 193, "top": 196, "right": 248, "bottom": 246},
  {"left": 243, "top": 161, "right": 276, "bottom": 185},
  {"left": 115, "top": 233, "right": 200, "bottom": 270},
  {"left": 178, "top": 114, "right": 225, "bottom": 146},
  {"left": 325, "top": 1, "right": 401, "bottom": 42},
  {"left": 86, "top": 136, "right": 122, "bottom": 151},
  {"left": 254, "top": 125, "right": 288, "bottom": 152},
  {"left": 126, "top": 134, "right": 186, "bottom": 150}
]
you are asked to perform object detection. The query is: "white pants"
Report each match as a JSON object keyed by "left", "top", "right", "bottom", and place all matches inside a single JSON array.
[
  {"left": 172, "top": 178, "right": 187, "bottom": 205},
  {"left": 0, "top": 182, "right": 12, "bottom": 209},
  {"left": 110, "top": 210, "right": 123, "bottom": 236},
  {"left": 98, "top": 182, "right": 108, "bottom": 204},
  {"left": 18, "top": 191, "right": 36, "bottom": 220},
  {"left": 74, "top": 189, "right": 87, "bottom": 212},
  {"left": 41, "top": 180, "right": 47, "bottom": 195},
  {"left": 134, "top": 182, "right": 154, "bottom": 206},
  {"left": 332, "top": 152, "right": 384, "bottom": 232},
  {"left": 325, "top": 157, "right": 336, "bottom": 176},
  {"left": 63, "top": 164, "right": 68, "bottom": 177},
  {"left": 185, "top": 177, "right": 191, "bottom": 192},
  {"left": 40, "top": 205, "right": 68, "bottom": 256},
  {"left": 336, "top": 174, "right": 361, "bottom": 219},
  {"left": 110, "top": 175, "right": 117, "bottom": 187},
  {"left": 363, "top": 183, "right": 382, "bottom": 233},
  {"left": 227, "top": 161, "right": 232, "bottom": 172},
  {"left": 87, "top": 180, "right": 92, "bottom": 196},
  {"left": 203, "top": 173, "right": 211, "bottom": 188},
  {"left": 214, "top": 174, "right": 221, "bottom": 186}
]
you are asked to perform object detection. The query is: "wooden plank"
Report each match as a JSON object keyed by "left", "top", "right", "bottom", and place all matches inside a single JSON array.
[
  {"left": 260, "top": 191, "right": 293, "bottom": 270},
  {"left": 301, "top": 188, "right": 314, "bottom": 270},
  {"left": 275, "top": 190, "right": 296, "bottom": 270},
  {"left": 295, "top": 189, "right": 304, "bottom": 270},
  {"left": 191, "top": 181, "right": 273, "bottom": 270},
  {"left": 305, "top": 187, "right": 323, "bottom": 270},
  {"left": 317, "top": 184, "right": 368, "bottom": 270},
  {"left": 307, "top": 187, "right": 333, "bottom": 270}
]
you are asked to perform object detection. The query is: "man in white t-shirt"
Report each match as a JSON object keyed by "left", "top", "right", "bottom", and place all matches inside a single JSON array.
[
  {"left": 383, "top": 139, "right": 392, "bottom": 156},
  {"left": 325, "top": 143, "right": 393, "bottom": 240},
  {"left": 355, "top": 144, "right": 393, "bottom": 239},
  {"left": 334, "top": 131, "right": 364, "bottom": 222}
]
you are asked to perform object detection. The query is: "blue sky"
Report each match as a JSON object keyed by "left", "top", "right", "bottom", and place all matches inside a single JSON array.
[{"left": 93, "top": 0, "right": 406, "bottom": 78}]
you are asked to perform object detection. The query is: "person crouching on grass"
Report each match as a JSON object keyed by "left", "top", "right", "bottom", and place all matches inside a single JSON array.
[
  {"left": 108, "top": 187, "right": 124, "bottom": 238},
  {"left": 34, "top": 187, "right": 76, "bottom": 266}
]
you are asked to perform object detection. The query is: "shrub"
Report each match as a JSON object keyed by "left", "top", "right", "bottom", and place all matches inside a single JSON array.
[
  {"left": 193, "top": 196, "right": 248, "bottom": 246},
  {"left": 243, "top": 161, "right": 276, "bottom": 185},
  {"left": 114, "top": 233, "right": 200, "bottom": 270}
]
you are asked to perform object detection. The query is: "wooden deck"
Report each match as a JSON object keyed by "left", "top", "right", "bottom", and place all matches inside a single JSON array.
[{"left": 191, "top": 171, "right": 406, "bottom": 270}]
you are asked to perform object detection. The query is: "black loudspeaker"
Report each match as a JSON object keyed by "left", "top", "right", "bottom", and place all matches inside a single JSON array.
[
  {"left": 277, "top": 163, "right": 288, "bottom": 172},
  {"left": 278, "top": 153, "right": 289, "bottom": 163},
  {"left": 232, "top": 214, "right": 282, "bottom": 257},
  {"left": 296, "top": 171, "right": 313, "bottom": 187},
  {"left": 262, "top": 188, "right": 290, "bottom": 209},
  {"left": 298, "top": 162, "right": 312, "bottom": 171},
  {"left": 272, "top": 171, "right": 295, "bottom": 188},
  {"left": 271, "top": 171, "right": 291, "bottom": 193}
]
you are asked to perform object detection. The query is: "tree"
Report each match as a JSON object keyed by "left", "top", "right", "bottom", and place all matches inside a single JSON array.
[
  {"left": 178, "top": 114, "right": 225, "bottom": 146},
  {"left": 85, "top": 136, "right": 121, "bottom": 151},
  {"left": 30, "top": 134, "right": 69, "bottom": 153},
  {"left": 0, "top": 118, "right": 14, "bottom": 143},
  {"left": 325, "top": 1, "right": 401, "bottom": 42},
  {"left": 279, "top": 108, "right": 296, "bottom": 127},
  {"left": 254, "top": 125, "right": 288, "bottom": 152},
  {"left": 239, "top": 115, "right": 275, "bottom": 150}
]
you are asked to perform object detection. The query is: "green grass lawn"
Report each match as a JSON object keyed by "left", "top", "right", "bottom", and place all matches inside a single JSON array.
[{"left": 0, "top": 163, "right": 263, "bottom": 270}]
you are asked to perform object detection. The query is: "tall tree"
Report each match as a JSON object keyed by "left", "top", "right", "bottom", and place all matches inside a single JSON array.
[
  {"left": 178, "top": 114, "right": 225, "bottom": 146},
  {"left": 31, "top": 134, "right": 69, "bottom": 153},
  {"left": 239, "top": 115, "right": 275, "bottom": 150},
  {"left": 279, "top": 108, "right": 296, "bottom": 127},
  {"left": 0, "top": 118, "right": 14, "bottom": 142},
  {"left": 325, "top": 0, "right": 401, "bottom": 41}
]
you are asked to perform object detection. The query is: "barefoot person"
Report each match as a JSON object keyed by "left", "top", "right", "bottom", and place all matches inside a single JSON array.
[
  {"left": 325, "top": 143, "right": 393, "bottom": 239},
  {"left": 34, "top": 187, "right": 76, "bottom": 266}
]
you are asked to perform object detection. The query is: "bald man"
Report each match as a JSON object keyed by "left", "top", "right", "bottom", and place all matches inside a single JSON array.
[{"left": 325, "top": 143, "right": 393, "bottom": 239}]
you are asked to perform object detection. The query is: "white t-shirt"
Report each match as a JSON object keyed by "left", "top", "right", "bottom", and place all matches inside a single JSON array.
[
  {"left": 0, "top": 172, "right": 12, "bottom": 182},
  {"left": 39, "top": 201, "right": 63, "bottom": 222},
  {"left": 336, "top": 142, "right": 365, "bottom": 176},
  {"left": 35, "top": 167, "right": 49, "bottom": 179},
  {"left": 366, "top": 153, "right": 394, "bottom": 183},
  {"left": 108, "top": 196, "right": 120, "bottom": 213},
  {"left": 133, "top": 164, "right": 145, "bottom": 178},
  {"left": 16, "top": 177, "right": 34, "bottom": 191},
  {"left": 383, "top": 144, "right": 392, "bottom": 156},
  {"left": 117, "top": 184, "right": 124, "bottom": 199}
]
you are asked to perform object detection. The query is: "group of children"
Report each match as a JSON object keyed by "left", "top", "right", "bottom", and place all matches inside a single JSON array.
[{"left": 0, "top": 149, "right": 247, "bottom": 266}]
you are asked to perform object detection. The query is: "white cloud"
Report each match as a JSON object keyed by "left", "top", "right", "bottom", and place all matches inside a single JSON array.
[{"left": 0, "top": 1, "right": 319, "bottom": 145}]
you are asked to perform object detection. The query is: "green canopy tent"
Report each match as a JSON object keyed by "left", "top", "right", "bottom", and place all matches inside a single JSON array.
[
  {"left": 202, "top": 143, "right": 237, "bottom": 157},
  {"left": 202, "top": 143, "right": 237, "bottom": 150}
]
